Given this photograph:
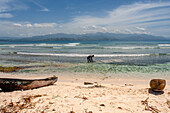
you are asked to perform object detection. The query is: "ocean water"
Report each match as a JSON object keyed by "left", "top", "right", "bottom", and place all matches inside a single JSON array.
[{"left": 0, "top": 40, "right": 170, "bottom": 76}]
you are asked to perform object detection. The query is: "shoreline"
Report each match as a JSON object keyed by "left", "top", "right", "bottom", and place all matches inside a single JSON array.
[{"left": 0, "top": 72, "right": 170, "bottom": 85}]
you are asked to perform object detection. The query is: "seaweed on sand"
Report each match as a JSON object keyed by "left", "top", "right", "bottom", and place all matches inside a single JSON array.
[
  {"left": 74, "top": 95, "right": 88, "bottom": 100},
  {"left": 0, "top": 94, "right": 47, "bottom": 113},
  {"left": 0, "top": 66, "right": 21, "bottom": 72}
]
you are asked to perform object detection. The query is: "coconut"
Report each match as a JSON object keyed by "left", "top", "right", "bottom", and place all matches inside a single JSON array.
[{"left": 150, "top": 79, "right": 166, "bottom": 91}]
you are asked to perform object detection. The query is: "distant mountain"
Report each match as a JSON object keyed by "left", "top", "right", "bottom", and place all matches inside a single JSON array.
[
  {"left": 0, "top": 36, "right": 25, "bottom": 41},
  {"left": 0, "top": 32, "right": 169, "bottom": 41}
]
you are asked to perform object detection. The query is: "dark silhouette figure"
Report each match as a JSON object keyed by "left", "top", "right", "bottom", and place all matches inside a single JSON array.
[{"left": 87, "top": 55, "right": 94, "bottom": 63}]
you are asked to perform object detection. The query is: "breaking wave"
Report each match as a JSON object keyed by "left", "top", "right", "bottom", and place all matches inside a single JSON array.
[
  {"left": 17, "top": 52, "right": 150, "bottom": 57},
  {"left": 104, "top": 46, "right": 157, "bottom": 49},
  {"left": 158, "top": 44, "right": 170, "bottom": 47},
  {"left": 0, "top": 43, "right": 80, "bottom": 48}
]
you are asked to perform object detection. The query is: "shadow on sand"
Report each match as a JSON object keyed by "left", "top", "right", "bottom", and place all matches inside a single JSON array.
[{"left": 148, "top": 88, "right": 164, "bottom": 95}]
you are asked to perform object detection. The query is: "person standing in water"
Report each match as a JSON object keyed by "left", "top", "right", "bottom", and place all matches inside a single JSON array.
[{"left": 87, "top": 55, "right": 94, "bottom": 63}]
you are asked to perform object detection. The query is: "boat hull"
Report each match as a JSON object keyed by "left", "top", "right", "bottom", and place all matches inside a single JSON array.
[{"left": 0, "top": 76, "right": 58, "bottom": 91}]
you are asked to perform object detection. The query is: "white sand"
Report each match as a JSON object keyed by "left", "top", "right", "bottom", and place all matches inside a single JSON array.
[{"left": 0, "top": 72, "right": 170, "bottom": 113}]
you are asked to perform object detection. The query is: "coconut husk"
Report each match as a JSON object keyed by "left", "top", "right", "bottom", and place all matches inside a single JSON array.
[{"left": 150, "top": 79, "right": 166, "bottom": 91}]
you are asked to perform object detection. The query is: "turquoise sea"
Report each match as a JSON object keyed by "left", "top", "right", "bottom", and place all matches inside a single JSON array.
[{"left": 0, "top": 40, "right": 170, "bottom": 79}]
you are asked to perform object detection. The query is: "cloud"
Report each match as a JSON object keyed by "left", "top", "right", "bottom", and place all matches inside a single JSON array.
[
  {"left": 41, "top": 8, "right": 49, "bottom": 12},
  {"left": 12, "top": 23, "right": 57, "bottom": 28},
  {"left": 1, "top": 1, "right": 170, "bottom": 37},
  {"left": 34, "top": 23, "right": 57, "bottom": 27},
  {"left": 59, "top": 1, "right": 170, "bottom": 37},
  {"left": 0, "top": 13, "right": 13, "bottom": 18},
  {"left": 24, "top": 24, "right": 32, "bottom": 27},
  {"left": 0, "top": 22, "right": 59, "bottom": 37},
  {"left": 0, "top": 0, "right": 28, "bottom": 19},
  {"left": 0, "top": 0, "right": 11, "bottom": 12},
  {"left": 136, "top": 27, "right": 145, "bottom": 31},
  {"left": 82, "top": 25, "right": 107, "bottom": 32},
  {"left": 13, "top": 23, "right": 22, "bottom": 27},
  {"left": 31, "top": 0, "right": 50, "bottom": 12},
  {"left": 0, "top": 0, "right": 28, "bottom": 12}
]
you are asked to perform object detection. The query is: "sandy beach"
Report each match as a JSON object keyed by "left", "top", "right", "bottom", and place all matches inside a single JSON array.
[{"left": 0, "top": 72, "right": 169, "bottom": 113}]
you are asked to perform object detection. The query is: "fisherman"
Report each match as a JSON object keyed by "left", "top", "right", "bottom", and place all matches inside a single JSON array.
[{"left": 87, "top": 55, "right": 94, "bottom": 63}]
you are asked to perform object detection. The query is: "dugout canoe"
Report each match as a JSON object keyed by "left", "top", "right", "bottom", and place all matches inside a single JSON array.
[{"left": 0, "top": 76, "right": 58, "bottom": 91}]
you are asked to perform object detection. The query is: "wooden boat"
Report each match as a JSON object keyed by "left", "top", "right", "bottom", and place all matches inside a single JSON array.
[{"left": 0, "top": 76, "right": 58, "bottom": 91}]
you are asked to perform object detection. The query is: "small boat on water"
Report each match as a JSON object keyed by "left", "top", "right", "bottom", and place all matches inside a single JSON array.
[{"left": 0, "top": 76, "right": 58, "bottom": 91}]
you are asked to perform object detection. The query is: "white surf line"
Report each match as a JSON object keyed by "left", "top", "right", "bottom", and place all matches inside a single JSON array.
[
  {"left": 17, "top": 52, "right": 150, "bottom": 57},
  {"left": 158, "top": 44, "right": 170, "bottom": 47},
  {"left": 0, "top": 43, "right": 80, "bottom": 47}
]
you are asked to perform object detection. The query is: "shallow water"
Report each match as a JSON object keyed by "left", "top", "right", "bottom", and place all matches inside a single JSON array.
[{"left": 0, "top": 40, "right": 170, "bottom": 78}]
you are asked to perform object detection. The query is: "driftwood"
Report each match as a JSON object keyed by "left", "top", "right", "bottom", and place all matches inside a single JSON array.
[
  {"left": 84, "top": 82, "right": 93, "bottom": 85},
  {"left": 166, "top": 100, "right": 170, "bottom": 109},
  {"left": 125, "top": 84, "right": 133, "bottom": 86},
  {"left": 141, "top": 97, "right": 161, "bottom": 113},
  {"left": 84, "top": 82, "right": 103, "bottom": 88}
]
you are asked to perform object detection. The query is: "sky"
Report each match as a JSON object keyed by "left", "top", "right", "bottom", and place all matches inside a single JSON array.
[{"left": 0, "top": 0, "right": 170, "bottom": 37}]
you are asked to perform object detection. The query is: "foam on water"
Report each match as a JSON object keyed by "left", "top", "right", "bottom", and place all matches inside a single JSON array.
[
  {"left": 0, "top": 43, "right": 80, "bottom": 48},
  {"left": 158, "top": 44, "right": 170, "bottom": 47},
  {"left": 17, "top": 52, "right": 150, "bottom": 57},
  {"left": 64, "top": 43, "right": 80, "bottom": 46},
  {"left": 104, "top": 46, "right": 157, "bottom": 49}
]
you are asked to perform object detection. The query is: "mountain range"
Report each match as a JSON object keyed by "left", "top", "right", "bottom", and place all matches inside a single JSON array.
[{"left": 0, "top": 32, "right": 169, "bottom": 41}]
